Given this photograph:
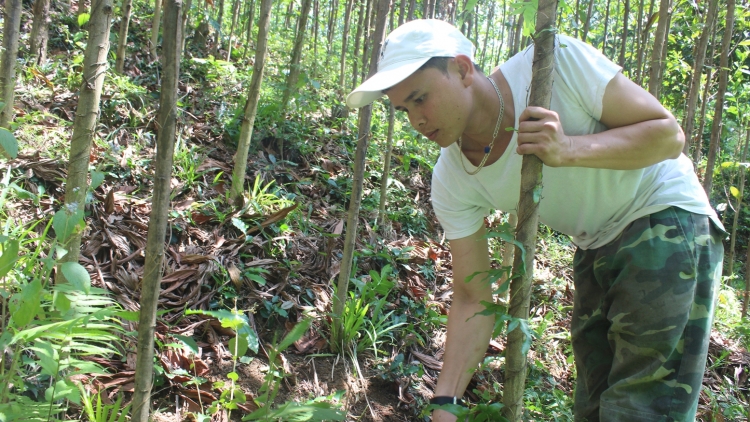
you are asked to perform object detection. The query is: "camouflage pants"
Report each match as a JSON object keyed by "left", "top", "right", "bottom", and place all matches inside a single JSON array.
[{"left": 571, "top": 207, "right": 724, "bottom": 422}]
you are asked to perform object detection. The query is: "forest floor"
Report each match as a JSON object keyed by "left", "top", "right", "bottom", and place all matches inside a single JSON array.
[{"left": 5, "top": 7, "right": 750, "bottom": 420}]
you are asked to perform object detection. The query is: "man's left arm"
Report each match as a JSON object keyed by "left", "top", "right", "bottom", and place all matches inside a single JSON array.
[{"left": 516, "top": 72, "right": 685, "bottom": 170}]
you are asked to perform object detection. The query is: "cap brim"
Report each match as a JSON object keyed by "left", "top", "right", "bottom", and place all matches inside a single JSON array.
[{"left": 346, "top": 57, "right": 431, "bottom": 108}]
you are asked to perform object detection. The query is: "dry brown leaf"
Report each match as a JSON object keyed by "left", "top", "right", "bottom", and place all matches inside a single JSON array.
[
  {"left": 227, "top": 263, "right": 242, "bottom": 289},
  {"left": 411, "top": 349, "right": 443, "bottom": 370}
]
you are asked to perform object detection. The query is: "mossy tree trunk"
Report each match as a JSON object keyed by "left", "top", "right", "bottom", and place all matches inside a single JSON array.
[
  {"left": 131, "top": 0, "right": 183, "bottom": 420},
  {"left": 229, "top": 0, "right": 273, "bottom": 207},
  {"left": 503, "top": 0, "right": 557, "bottom": 420},
  {"left": 332, "top": 0, "right": 389, "bottom": 351},
  {"left": 702, "top": 0, "right": 735, "bottom": 196},
  {"left": 0, "top": 0, "right": 22, "bottom": 128},
  {"left": 56, "top": 0, "right": 113, "bottom": 280}
]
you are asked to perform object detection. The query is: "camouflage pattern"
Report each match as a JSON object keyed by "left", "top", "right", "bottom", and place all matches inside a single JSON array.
[{"left": 571, "top": 207, "right": 724, "bottom": 422}]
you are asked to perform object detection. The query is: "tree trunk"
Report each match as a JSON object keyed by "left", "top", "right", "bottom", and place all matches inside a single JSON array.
[
  {"left": 681, "top": 0, "right": 717, "bottom": 155},
  {"left": 312, "top": 0, "right": 319, "bottom": 77},
  {"left": 693, "top": 31, "right": 717, "bottom": 166},
  {"left": 480, "top": 3, "right": 494, "bottom": 68},
  {"left": 78, "top": 0, "right": 87, "bottom": 15},
  {"left": 0, "top": 0, "right": 22, "bottom": 129},
  {"left": 581, "top": 0, "right": 593, "bottom": 42},
  {"left": 327, "top": 0, "right": 338, "bottom": 50},
  {"left": 633, "top": 0, "right": 644, "bottom": 84},
  {"left": 378, "top": 104, "right": 395, "bottom": 226},
  {"left": 601, "top": 0, "right": 612, "bottom": 53},
  {"left": 350, "top": 0, "right": 366, "bottom": 91},
  {"left": 702, "top": 0, "right": 735, "bottom": 197},
  {"left": 647, "top": 0, "right": 669, "bottom": 97},
  {"left": 360, "top": 0, "right": 374, "bottom": 84},
  {"left": 503, "top": 0, "right": 557, "bottom": 420},
  {"left": 131, "top": 1, "right": 183, "bottom": 420},
  {"left": 407, "top": 0, "right": 415, "bottom": 21},
  {"left": 574, "top": 0, "right": 580, "bottom": 38},
  {"left": 229, "top": 0, "right": 272, "bottom": 206},
  {"left": 499, "top": 213, "right": 517, "bottom": 298},
  {"left": 30, "top": 0, "right": 52, "bottom": 65},
  {"left": 150, "top": 0, "right": 163, "bottom": 61},
  {"left": 727, "top": 129, "right": 749, "bottom": 276},
  {"left": 56, "top": 0, "right": 113, "bottom": 280},
  {"left": 619, "top": 0, "right": 629, "bottom": 68},
  {"left": 745, "top": 233, "right": 750, "bottom": 317},
  {"left": 226, "top": 0, "right": 241, "bottom": 60},
  {"left": 281, "top": 0, "right": 312, "bottom": 113},
  {"left": 242, "top": 0, "right": 256, "bottom": 60},
  {"left": 180, "top": 0, "right": 192, "bottom": 51},
  {"left": 655, "top": 9, "right": 671, "bottom": 91},
  {"left": 332, "top": 0, "right": 390, "bottom": 350},
  {"left": 115, "top": 0, "right": 134, "bottom": 73},
  {"left": 511, "top": 13, "right": 523, "bottom": 56},
  {"left": 337, "top": 0, "right": 354, "bottom": 93}
]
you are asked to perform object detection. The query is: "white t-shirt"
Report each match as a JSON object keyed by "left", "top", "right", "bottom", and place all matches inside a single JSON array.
[{"left": 431, "top": 35, "right": 721, "bottom": 250}]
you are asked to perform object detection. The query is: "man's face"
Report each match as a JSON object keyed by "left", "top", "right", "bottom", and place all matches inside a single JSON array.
[{"left": 387, "top": 61, "right": 470, "bottom": 149}]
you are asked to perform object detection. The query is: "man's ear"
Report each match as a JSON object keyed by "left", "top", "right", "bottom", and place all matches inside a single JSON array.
[{"left": 453, "top": 54, "right": 475, "bottom": 87}]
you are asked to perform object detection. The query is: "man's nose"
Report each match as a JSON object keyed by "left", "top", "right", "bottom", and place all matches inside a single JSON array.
[{"left": 409, "top": 113, "right": 425, "bottom": 129}]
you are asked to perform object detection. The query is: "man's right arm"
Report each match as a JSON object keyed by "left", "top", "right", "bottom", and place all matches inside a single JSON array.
[{"left": 433, "top": 227, "right": 494, "bottom": 422}]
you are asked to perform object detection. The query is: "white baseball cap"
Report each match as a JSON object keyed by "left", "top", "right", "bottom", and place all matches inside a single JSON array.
[{"left": 346, "top": 19, "right": 475, "bottom": 109}]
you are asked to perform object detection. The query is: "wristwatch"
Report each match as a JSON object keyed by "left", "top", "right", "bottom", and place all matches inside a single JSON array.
[{"left": 429, "top": 396, "right": 467, "bottom": 407}]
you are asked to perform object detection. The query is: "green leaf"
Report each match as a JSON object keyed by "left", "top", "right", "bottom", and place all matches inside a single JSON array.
[
  {"left": 29, "top": 340, "right": 59, "bottom": 376},
  {"left": 185, "top": 309, "right": 259, "bottom": 354},
  {"left": 78, "top": 12, "right": 90, "bottom": 27},
  {"left": 0, "top": 128, "right": 18, "bottom": 159},
  {"left": 53, "top": 206, "right": 85, "bottom": 243},
  {"left": 0, "top": 239, "right": 19, "bottom": 279},
  {"left": 8, "top": 279, "right": 43, "bottom": 327},
  {"left": 278, "top": 319, "right": 312, "bottom": 352},
  {"left": 232, "top": 217, "right": 248, "bottom": 234},
  {"left": 45, "top": 379, "right": 81, "bottom": 404},
  {"left": 173, "top": 334, "right": 199, "bottom": 355},
  {"left": 229, "top": 335, "right": 249, "bottom": 358},
  {"left": 731, "top": 186, "right": 740, "bottom": 198},
  {"left": 227, "top": 372, "right": 239, "bottom": 381},
  {"left": 90, "top": 170, "right": 105, "bottom": 190},
  {"left": 739, "top": 39, "right": 750, "bottom": 46},
  {"left": 60, "top": 262, "right": 91, "bottom": 293}
]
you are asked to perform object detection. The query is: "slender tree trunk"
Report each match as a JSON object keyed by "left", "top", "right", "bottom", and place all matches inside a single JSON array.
[
  {"left": 601, "top": 0, "right": 611, "bottom": 53},
  {"left": 56, "top": 0, "right": 113, "bottom": 281},
  {"left": 503, "top": 1, "right": 557, "bottom": 420},
  {"left": 574, "top": 0, "right": 580, "bottom": 38},
  {"left": 30, "top": 0, "right": 52, "bottom": 65},
  {"left": 407, "top": 0, "right": 415, "bottom": 20},
  {"left": 180, "top": 0, "right": 192, "bottom": 51},
  {"left": 619, "top": 0, "right": 629, "bottom": 68},
  {"left": 399, "top": 0, "right": 406, "bottom": 25},
  {"left": 282, "top": 0, "right": 312, "bottom": 113},
  {"left": 312, "top": 0, "right": 319, "bottom": 77},
  {"left": 655, "top": 9, "right": 671, "bottom": 90},
  {"left": 230, "top": 0, "right": 272, "bottom": 206},
  {"left": 682, "top": 0, "right": 717, "bottom": 155},
  {"left": 727, "top": 129, "right": 750, "bottom": 275},
  {"left": 581, "top": 0, "right": 593, "bottom": 42},
  {"left": 327, "top": 0, "right": 338, "bottom": 50},
  {"left": 637, "top": 0, "right": 656, "bottom": 86},
  {"left": 360, "top": 0, "right": 374, "bottom": 83},
  {"left": 78, "top": 0, "right": 87, "bottom": 15},
  {"left": 511, "top": 13, "right": 523, "bottom": 56},
  {"left": 116, "top": 0, "right": 134, "bottom": 73},
  {"left": 131, "top": 1, "right": 182, "bottom": 420},
  {"left": 693, "top": 32, "right": 716, "bottom": 166},
  {"left": 0, "top": 0, "right": 22, "bottom": 129},
  {"left": 744, "top": 234, "right": 750, "bottom": 317},
  {"left": 499, "top": 213, "right": 517, "bottom": 298},
  {"left": 226, "top": 0, "right": 241, "bottom": 60},
  {"left": 150, "top": 0, "right": 163, "bottom": 60},
  {"left": 333, "top": 0, "right": 390, "bottom": 350},
  {"left": 480, "top": 2, "right": 493, "bottom": 68},
  {"left": 243, "top": 0, "right": 256, "bottom": 60},
  {"left": 338, "top": 0, "right": 354, "bottom": 93},
  {"left": 647, "top": 0, "right": 669, "bottom": 97},
  {"left": 350, "top": 0, "right": 366, "bottom": 90},
  {"left": 633, "top": 0, "right": 644, "bottom": 84},
  {"left": 284, "top": 0, "right": 294, "bottom": 27},
  {"left": 703, "top": 0, "right": 735, "bottom": 196}
]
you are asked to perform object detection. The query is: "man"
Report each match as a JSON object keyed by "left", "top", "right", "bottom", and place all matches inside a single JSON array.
[{"left": 346, "top": 19, "right": 724, "bottom": 422}]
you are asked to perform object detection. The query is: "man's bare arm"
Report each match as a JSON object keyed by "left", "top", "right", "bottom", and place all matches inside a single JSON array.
[
  {"left": 433, "top": 227, "right": 494, "bottom": 422},
  {"left": 516, "top": 72, "right": 685, "bottom": 170}
]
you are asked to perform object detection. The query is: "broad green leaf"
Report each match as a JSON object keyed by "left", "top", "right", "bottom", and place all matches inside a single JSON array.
[
  {"left": 90, "top": 170, "right": 105, "bottom": 190},
  {"left": 227, "top": 372, "right": 239, "bottom": 381},
  {"left": 731, "top": 186, "right": 740, "bottom": 198},
  {"left": 45, "top": 379, "right": 81, "bottom": 404},
  {"left": 60, "top": 262, "right": 91, "bottom": 293},
  {"left": 0, "top": 128, "right": 18, "bottom": 159},
  {"left": 8, "top": 279, "right": 43, "bottom": 327},
  {"left": 739, "top": 39, "right": 750, "bottom": 46},
  {"left": 29, "top": 340, "right": 59, "bottom": 376},
  {"left": 173, "top": 333, "right": 199, "bottom": 355},
  {"left": 53, "top": 206, "right": 85, "bottom": 242},
  {"left": 185, "top": 309, "right": 259, "bottom": 353},
  {"left": 232, "top": 217, "right": 248, "bottom": 233},
  {"left": 0, "top": 239, "right": 19, "bottom": 279},
  {"left": 278, "top": 319, "right": 312, "bottom": 352},
  {"left": 78, "top": 12, "right": 90, "bottom": 27},
  {"left": 228, "top": 335, "right": 249, "bottom": 358}
]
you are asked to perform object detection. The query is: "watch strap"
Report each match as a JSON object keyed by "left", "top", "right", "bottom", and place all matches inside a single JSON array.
[{"left": 429, "top": 396, "right": 466, "bottom": 407}]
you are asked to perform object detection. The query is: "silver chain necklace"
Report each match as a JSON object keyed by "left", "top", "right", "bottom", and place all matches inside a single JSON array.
[{"left": 457, "top": 75, "right": 504, "bottom": 175}]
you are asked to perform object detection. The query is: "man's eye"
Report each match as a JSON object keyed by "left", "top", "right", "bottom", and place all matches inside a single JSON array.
[{"left": 415, "top": 96, "right": 425, "bottom": 104}]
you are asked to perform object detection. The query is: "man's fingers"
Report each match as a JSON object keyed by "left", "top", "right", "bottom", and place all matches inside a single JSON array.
[{"left": 519, "top": 106, "right": 551, "bottom": 122}]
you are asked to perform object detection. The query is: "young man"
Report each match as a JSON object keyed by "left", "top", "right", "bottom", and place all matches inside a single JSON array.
[{"left": 346, "top": 19, "right": 724, "bottom": 422}]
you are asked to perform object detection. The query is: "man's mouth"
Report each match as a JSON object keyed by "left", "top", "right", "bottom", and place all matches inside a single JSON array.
[{"left": 425, "top": 130, "right": 438, "bottom": 140}]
